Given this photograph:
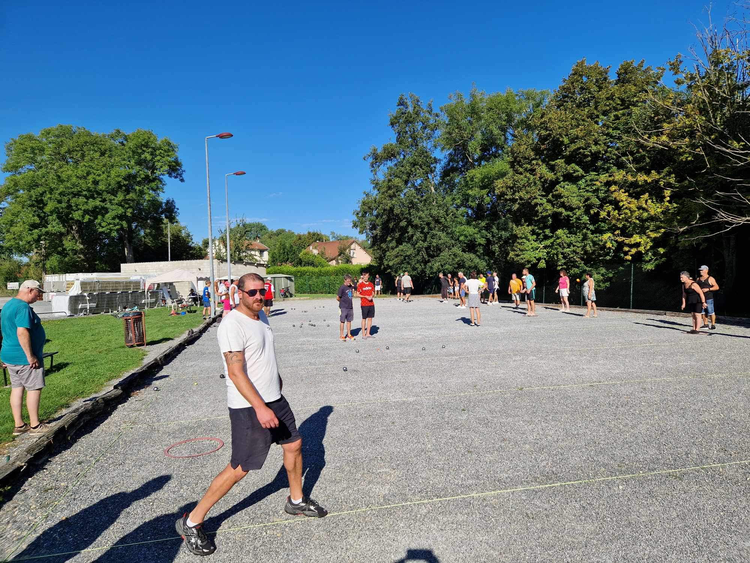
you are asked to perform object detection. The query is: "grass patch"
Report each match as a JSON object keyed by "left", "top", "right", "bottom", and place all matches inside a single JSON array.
[{"left": 0, "top": 308, "right": 205, "bottom": 446}]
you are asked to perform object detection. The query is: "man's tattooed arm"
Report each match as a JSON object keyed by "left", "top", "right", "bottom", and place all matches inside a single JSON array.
[{"left": 223, "top": 351, "right": 244, "bottom": 366}]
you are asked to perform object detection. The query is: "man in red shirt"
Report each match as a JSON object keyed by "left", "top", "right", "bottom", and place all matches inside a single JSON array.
[
  {"left": 356, "top": 272, "right": 375, "bottom": 339},
  {"left": 263, "top": 278, "right": 274, "bottom": 317}
]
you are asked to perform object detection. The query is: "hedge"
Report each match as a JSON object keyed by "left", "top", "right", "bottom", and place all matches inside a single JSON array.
[{"left": 267, "top": 265, "right": 373, "bottom": 294}]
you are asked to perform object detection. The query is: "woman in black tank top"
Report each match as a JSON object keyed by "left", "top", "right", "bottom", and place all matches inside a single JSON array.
[{"left": 680, "top": 271, "right": 707, "bottom": 333}]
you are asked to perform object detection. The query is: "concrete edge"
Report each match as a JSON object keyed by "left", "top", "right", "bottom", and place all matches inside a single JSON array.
[{"left": 0, "top": 314, "right": 221, "bottom": 488}]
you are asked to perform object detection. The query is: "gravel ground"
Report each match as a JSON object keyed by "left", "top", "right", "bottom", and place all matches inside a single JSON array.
[{"left": 1, "top": 298, "right": 749, "bottom": 562}]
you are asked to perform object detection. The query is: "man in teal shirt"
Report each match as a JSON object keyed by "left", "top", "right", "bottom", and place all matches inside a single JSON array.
[
  {"left": 522, "top": 268, "right": 537, "bottom": 316},
  {"left": 1, "top": 280, "right": 47, "bottom": 435}
]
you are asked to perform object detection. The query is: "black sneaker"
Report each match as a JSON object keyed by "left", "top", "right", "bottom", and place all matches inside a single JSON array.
[
  {"left": 710, "top": 325, "right": 717, "bottom": 330},
  {"left": 176, "top": 514, "right": 216, "bottom": 556},
  {"left": 284, "top": 496, "right": 328, "bottom": 518}
]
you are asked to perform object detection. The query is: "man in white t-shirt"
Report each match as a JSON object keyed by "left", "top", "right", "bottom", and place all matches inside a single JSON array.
[
  {"left": 229, "top": 278, "right": 240, "bottom": 309},
  {"left": 176, "top": 273, "right": 327, "bottom": 557},
  {"left": 401, "top": 272, "right": 413, "bottom": 302},
  {"left": 464, "top": 271, "right": 485, "bottom": 326}
]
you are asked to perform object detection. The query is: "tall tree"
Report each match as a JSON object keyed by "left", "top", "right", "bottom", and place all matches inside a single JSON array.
[
  {"left": 355, "top": 93, "right": 477, "bottom": 278},
  {"left": 104, "top": 129, "right": 184, "bottom": 263},
  {"left": 439, "top": 88, "right": 547, "bottom": 270},
  {"left": 1, "top": 125, "right": 183, "bottom": 274},
  {"left": 496, "top": 60, "right": 671, "bottom": 277}
]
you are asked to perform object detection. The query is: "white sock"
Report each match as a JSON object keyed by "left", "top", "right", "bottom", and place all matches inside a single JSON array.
[
  {"left": 186, "top": 517, "right": 199, "bottom": 528},
  {"left": 291, "top": 497, "right": 303, "bottom": 504}
]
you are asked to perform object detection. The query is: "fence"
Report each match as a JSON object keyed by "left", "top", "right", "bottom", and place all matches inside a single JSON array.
[{"left": 50, "top": 290, "right": 162, "bottom": 316}]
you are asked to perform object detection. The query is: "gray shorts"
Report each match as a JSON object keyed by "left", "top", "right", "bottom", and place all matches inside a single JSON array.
[
  {"left": 340, "top": 308, "right": 353, "bottom": 322},
  {"left": 7, "top": 364, "right": 45, "bottom": 390},
  {"left": 468, "top": 294, "right": 480, "bottom": 308}
]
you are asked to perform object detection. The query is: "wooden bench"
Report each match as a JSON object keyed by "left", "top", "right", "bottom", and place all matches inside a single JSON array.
[{"left": 2, "top": 351, "right": 59, "bottom": 387}]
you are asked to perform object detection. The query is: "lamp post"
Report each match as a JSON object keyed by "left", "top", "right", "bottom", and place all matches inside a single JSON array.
[
  {"left": 205, "top": 132, "right": 233, "bottom": 317},
  {"left": 224, "top": 171, "right": 246, "bottom": 287}
]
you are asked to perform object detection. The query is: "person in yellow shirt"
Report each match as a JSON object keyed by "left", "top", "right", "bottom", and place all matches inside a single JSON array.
[{"left": 508, "top": 273, "right": 523, "bottom": 309}]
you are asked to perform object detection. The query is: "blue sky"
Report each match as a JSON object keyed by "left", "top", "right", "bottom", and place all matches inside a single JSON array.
[{"left": 0, "top": 0, "right": 736, "bottom": 246}]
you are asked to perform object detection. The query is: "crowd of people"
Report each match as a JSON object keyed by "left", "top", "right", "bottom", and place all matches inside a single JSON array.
[
  {"left": 432, "top": 266, "right": 722, "bottom": 330},
  {"left": 202, "top": 277, "right": 276, "bottom": 320}
]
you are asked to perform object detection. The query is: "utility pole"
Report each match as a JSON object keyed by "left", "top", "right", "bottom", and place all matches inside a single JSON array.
[{"left": 167, "top": 221, "right": 171, "bottom": 262}]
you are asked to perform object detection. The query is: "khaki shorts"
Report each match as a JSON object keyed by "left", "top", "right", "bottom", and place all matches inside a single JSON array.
[{"left": 7, "top": 364, "right": 45, "bottom": 390}]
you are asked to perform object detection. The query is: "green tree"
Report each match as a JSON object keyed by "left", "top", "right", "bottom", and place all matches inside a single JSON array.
[
  {"left": 335, "top": 240, "right": 353, "bottom": 264},
  {"left": 439, "top": 88, "right": 547, "bottom": 270},
  {"left": 355, "top": 93, "right": 478, "bottom": 279},
  {"left": 496, "top": 60, "right": 671, "bottom": 278},
  {"left": 297, "top": 249, "right": 330, "bottom": 267},
  {"left": 139, "top": 221, "right": 203, "bottom": 262},
  {"left": 1, "top": 125, "right": 183, "bottom": 274},
  {"left": 216, "top": 219, "right": 270, "bottom": 263},
  {"left": 637, "top": 17, "right": 750, "bottom": 293}
]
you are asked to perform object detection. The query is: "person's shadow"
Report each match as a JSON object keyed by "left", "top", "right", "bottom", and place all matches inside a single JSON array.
[
  {"left": 11, "top": 475, "right": 171, "bottom": 562},
  {"left": 395, "top": 548, "right": 441, "bottom": 562},
  {"left": 93, "top": 406, "right": 334, "bottom": 562}
]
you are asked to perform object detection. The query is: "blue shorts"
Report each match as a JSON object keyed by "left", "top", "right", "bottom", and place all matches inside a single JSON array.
[
  {"left": 527, "top": 289, "right": 536, "bottom": 301},
  {"left": 705, "top": 298, "right": 715, "bottom": 316},
  {"left": 202, "top": 298, "right": 210, "bottom": 307},
  {"left": 460, "top": 290, "right": 466, "bottom": 298}
]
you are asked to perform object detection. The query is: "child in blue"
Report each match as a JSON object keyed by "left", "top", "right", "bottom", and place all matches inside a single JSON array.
[{"left": 201, "top": 281, "right": 211, "bottom": 319}]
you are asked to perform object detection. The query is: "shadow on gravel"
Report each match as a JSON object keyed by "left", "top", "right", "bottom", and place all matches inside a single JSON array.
[
  {"left": 562, "top": 311, "right": 585, "bottom": 317},
  {"left": 635, "top": 321, "right": 750, "bottom": 338},
  {"left": 456, "top": 318, "right": 472, "bottom": 325},
  {"left": 646, "top": 317, "right": 750, "bottom": 338},
  {"left": 648, "top": 318, "right": 690, "bottom": 327},
  {"left": 268, "top": 310, "right": 287, "bottom": 317},
  {"left": 395, "top": 548, "right": 441, "bottom": 562},
  {"left": 10, "top": 475, "right": 171, "bottom": 562},
  {"left": 93, "top": 406, "right": 334, "bottom": 562}
]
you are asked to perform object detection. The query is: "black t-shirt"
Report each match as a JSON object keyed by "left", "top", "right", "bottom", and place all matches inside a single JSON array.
[
  {"left": 337, "top": 284, "right": 353, "bottom": 309},
  {"left": 440, "top": 277, "right": 449, "bottom": 289},
  {"left": 696, "top": 277, "right": 713, "bottom": 300}
]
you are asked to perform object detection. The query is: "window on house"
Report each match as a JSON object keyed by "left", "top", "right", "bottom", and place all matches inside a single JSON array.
[{"left": 349, "top": 248, "right": 356, "bottom": 257}]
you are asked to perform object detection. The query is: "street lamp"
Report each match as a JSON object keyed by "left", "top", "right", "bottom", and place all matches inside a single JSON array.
[
  {"left": 224, "top": 171, "right": 246, "bottom": 287},
  {"left": 205, "top": 132, "right": 233, "bottom": 317}
]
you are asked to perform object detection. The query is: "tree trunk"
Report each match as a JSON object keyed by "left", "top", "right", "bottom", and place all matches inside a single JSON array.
[
  {"left": 722, "top": 233, "right": 736, "bottom": 296},
  {"left": 122, "top": 229, "right": 135, "bottom": 263}
]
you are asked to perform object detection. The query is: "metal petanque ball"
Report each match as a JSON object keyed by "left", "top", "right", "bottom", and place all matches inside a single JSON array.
[
  {"left": 153, "top": 386, "right": 159, "bottom": 391},
  {"left": 386, "top": 346, "right": 389, "bottom": 350},
  {"left": 356, "top": 349, "right": 359, "bottom": 353},
  {"left": 219, "top": 374, "right": 225, "bottom": 379},
  {"left": 422, "top": 347, "right": 426, "bottom": 351},
  {"left": 343, "top": 367, "right": 348, "bottom": 372},
  {"left": 442, "top": 345, "right": 445, "bottom": 348}
]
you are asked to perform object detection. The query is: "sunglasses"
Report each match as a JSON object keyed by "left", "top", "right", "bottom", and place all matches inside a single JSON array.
[{"left": 240, "top": 288, "right": 267, "bottom": 297}]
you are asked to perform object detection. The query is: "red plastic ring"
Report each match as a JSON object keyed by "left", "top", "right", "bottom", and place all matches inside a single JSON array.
[{"left": 164, "top": 437, "right": 224, "bottom": 459}]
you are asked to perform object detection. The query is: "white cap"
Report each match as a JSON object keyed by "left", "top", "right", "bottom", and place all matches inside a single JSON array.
[{"left": 20, "top": 280, "right": 44, "bottom": 292}]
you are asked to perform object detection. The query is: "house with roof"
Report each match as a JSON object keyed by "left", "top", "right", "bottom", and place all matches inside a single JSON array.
[
  {"left": 307, "top": 239, "right": 372, "bottom": 266},
  {"left": 212, "top": 237, "right": 269, "bottom": 265}
]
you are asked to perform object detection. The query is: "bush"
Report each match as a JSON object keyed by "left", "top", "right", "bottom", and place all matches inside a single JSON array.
[
  {"left": 0, "top": 259, "right": 23, "bottom": 286},
  {"left": 267, "top": 265, "right": 373, "bottom": 294}
]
